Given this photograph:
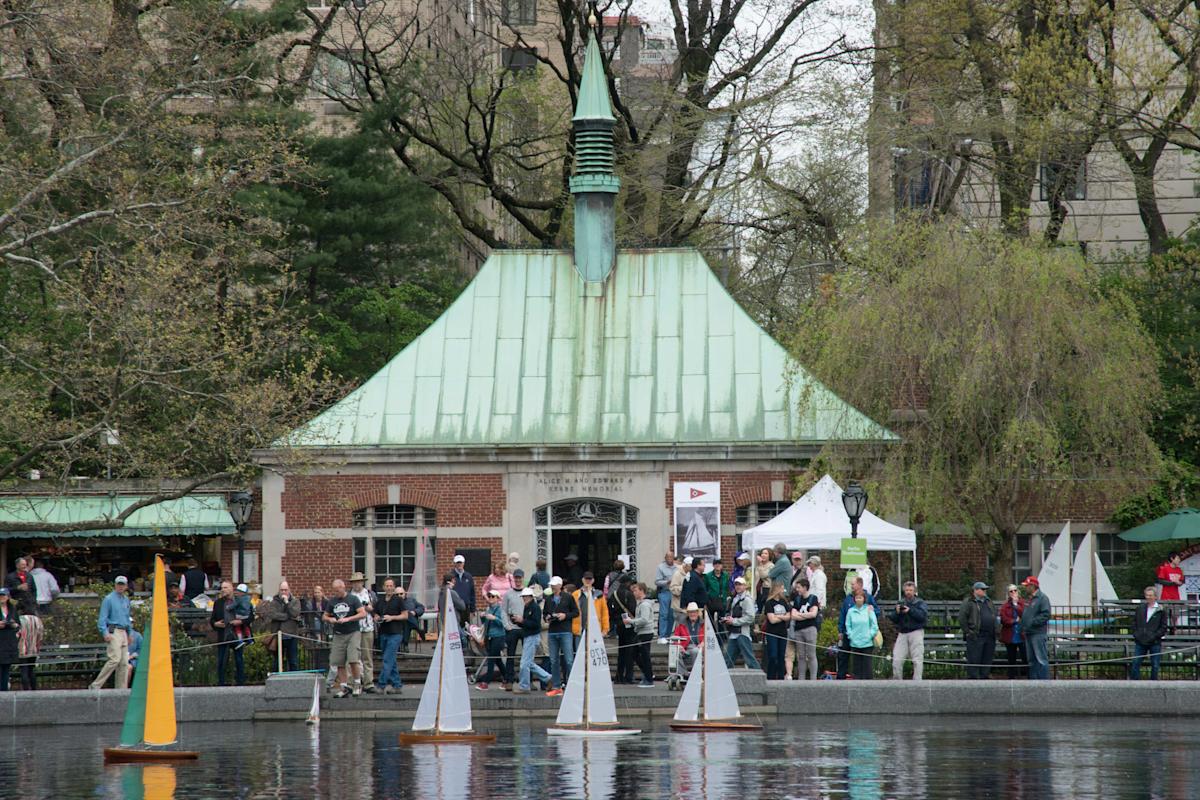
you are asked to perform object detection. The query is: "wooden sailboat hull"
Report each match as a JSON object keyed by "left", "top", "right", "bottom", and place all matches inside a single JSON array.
[
  {"left": 547, "top": 726, "right": 641, "bottom": 737},
  {"left": 104, "top": 747, "right": 200, "bottom": 763},
  {"left": 669, "top": 720, "right": 763, "bottom": 732},
  {"left": 398, "top": 731, "right": 496, "bottom": 744}
]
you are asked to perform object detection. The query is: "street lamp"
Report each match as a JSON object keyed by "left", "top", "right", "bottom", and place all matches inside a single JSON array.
[
  {"left": 842, "top": 481, "right": 868, "bottom": 539},
  {"left": 227, "top": 491, "right": 254, "bottom": 584}
]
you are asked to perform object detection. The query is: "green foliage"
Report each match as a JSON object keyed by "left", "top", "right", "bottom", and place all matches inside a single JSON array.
[{"left": 792, "top": 223, "right": 1162, "bottom": 590}]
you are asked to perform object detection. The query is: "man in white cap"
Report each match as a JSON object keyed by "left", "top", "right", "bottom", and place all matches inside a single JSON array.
[
  {"left": 90, "top": 576, "right": 132, "bottom": 689},
  {"left": 722, "top": 576, "right": 760, "bottom": 669},
  {"left": 513, "top": 587, "right": 552, "bottom": 693},
  {"left": 450, "top": 554, "right": 475, "bottom": 623},
  {"left": 672, "top": 602, "right": 705, "bottom": 677},
  {"left": 730, "top": 552, "right": 752, "bottom": 588},
  {"left": 543, "top": 575, "right": 578, "bottom": 696},
  {"left": 349, "top": 571, "right": 379, "bottom": 692}
]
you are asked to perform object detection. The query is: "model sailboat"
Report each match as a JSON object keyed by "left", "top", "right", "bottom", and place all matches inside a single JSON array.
[
  {"left": 104, "top": 554, "right": 198, "bottom": 762},
  {"left": 670, "top": 614, "right": 762, "bottom": 732},
  {"left": 548, "top": 591, "right": 639, "bottom": 736},
  {"left": 1038, "top": 522, "right": 1118, "bottom": 610},
  {"left": 399, "top": 587, "right": 495, "bottom": 744},
  {"left": 305, "top": 674, "right": 321, "bottom": 725}
]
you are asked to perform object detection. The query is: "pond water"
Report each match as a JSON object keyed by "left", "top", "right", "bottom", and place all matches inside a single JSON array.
[{"left": 3, "top": 716, "right": 1197, "bottom": 799}]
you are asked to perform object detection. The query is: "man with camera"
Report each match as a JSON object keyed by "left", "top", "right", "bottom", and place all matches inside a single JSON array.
[{"left": 887, "top": 581, "right": 928, "bottom": 680}]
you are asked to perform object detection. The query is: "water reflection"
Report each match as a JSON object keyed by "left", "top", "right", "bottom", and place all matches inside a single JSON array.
[{"left": 6, "top": 717, "right": 1200, "bottom": 799}]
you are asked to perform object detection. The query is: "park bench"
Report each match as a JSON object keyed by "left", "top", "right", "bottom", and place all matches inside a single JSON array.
[{"left": 34, "top": 643, "right": 110, "bottom": 686}]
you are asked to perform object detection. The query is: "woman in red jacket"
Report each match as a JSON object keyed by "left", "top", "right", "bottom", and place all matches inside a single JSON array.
[
  {"left": 998, "top": 584, "right": 1026, "bottom": 679},
  {"left": 1156, "top": 553, "right": 1184, "bottom": 602}
]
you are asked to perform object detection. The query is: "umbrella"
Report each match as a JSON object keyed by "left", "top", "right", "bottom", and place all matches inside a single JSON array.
[{"left": 1118, "top": 508, "right": 1200, "bottom": 542}]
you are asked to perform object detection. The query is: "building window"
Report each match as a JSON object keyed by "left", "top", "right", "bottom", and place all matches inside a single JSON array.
[
  {"left": 312, "top": 50, "right": 364, "bottom": 99},
  {"left": 1039, "top": 161, "right": 1086, "bottom": 201},
  {"left": 353, "top": 537, "right": 367, "bottom": 577},
  {"left": 502, "top": 47, "right": 538, "bottom": 75},
  {"left": 352, "top": 505, "right": 437, "bottom": 528},
  {"left": 894, "top": 156, "right": 936, "bottom": 209},
  {"left": 1096, "top": 533, "right": 1138, "bottom": 567},
  {"left": 375, "top": 537, "right": 418, "bottom": 585},
  {"left": 501, "top": 0, "right": 536, "bottom": 25},
  {"left": 1013, "top": 534, "right": 1033, "bottom": 583},
  {"left": 735, "top": 501, "right": 789, "bottom": 527}
]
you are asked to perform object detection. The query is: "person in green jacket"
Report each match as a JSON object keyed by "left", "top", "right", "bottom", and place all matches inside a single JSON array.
[{"left": 702, "top": 559, "right": 731, "bottom": 612}]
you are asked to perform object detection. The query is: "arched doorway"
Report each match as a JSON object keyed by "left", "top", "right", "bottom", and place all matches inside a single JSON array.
[{"left": 534, "top": 499, "right": 638, "bottom": 583}]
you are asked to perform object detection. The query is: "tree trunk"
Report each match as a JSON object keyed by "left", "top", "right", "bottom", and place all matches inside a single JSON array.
[{"left": 988, "top": 532, "right": 1016, "bottom": 601}]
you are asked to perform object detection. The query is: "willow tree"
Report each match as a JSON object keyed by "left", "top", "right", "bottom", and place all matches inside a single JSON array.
[{"left": 793, "top": 224, "right": 1162, "bottom": 590}]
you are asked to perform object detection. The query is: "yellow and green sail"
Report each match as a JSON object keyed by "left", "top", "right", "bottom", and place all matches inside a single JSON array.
[{"left": 118, "top": 555, "right": 177, "bottom": 747}]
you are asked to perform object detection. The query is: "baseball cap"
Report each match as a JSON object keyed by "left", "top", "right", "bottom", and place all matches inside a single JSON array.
[
  {"left": 520, "top": 587, "right": 535, "bottom": 597},
  {"left": 1022, "top": 576, "right": 1039, "bottom": 587},
  {"left": 791, "top": 551, "right": 804, "bottom": 560},
  {"left": 737, "top": 552, "right": 751, "bottom": 561},
  {"left": 236, "top": 583, "right": 249, "bottom": 593},
  {"left": 972, "top": 581, "right": 989, "bottom": 590},
  {"left": 512, "top": 568, "right": 525, "bottom": 578},
  {"left": 733, "top": 576, "right": 747, "bottom": 585},
  {"left": 114, "top": 576, "right": 128, "bottom": 585},
  {"left": 453, "top": 554, "right": 465, "bottom": 563},
  {"left": 565, "top": 553, "right": 579, "bottom": 562},
  {"left": 486, "top": 590, "right": 500, "bottom": 598},
  {"left": 685, "top": 602, "right": 700, "bottom": 612},
  {"left": 682, "top": 556, "right": 694, "bottom": 566},
  {"left": 549, "top": 576, "right": 563, "bottom": 586},
  {"left": 0, "top": 587, "right": 9, "bottom": 596}
]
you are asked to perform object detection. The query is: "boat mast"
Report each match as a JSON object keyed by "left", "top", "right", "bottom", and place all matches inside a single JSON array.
[
  {"left": 433, "top": 590, "right": 447, "bottom": 733},
  {"left": 583, "top": 591, "right": 591, "bottom": 729}
]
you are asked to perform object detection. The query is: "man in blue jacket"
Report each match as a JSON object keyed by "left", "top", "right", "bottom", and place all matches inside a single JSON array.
[
  {"left": 837, "top": 576, "right": 878, "bottom": 679},
  {"left": 450, "top": 555, "right": 475, "bottom": 623},
  {"left": 887, "top": 581, "right": 928, "bottom": 680},
  {"left": 90, "top": 576, "right": 132, "bottom": 689}
]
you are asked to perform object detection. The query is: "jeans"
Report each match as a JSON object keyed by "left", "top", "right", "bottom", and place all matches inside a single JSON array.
[
  {"left": 504, "top": 628, "right": 521, "bottom": 682},
  {"left": 217, "top": 640, "right": 245, "bottom": 686},
  {"left": 519, "top": 634, "right": 551, "bottom": 690},
  {"left": 965, "top": 636, "right": 995, "bottom": 679},
  {"left": 616, "top": 625, "right": 636, "bottom": 682},
  {"left": 657, "top": 590, "right": 673, "bottom": 639},
  {"left": 1004, "top": 641, "right": 1027, "bottom": 678},
  {"left": 892, "top": 629, "right": 925, "bottom": 680},
  {"left": 377, "top": 633, "right": 403, "bottom": 688},
  {"left": 791, "top": 627, "right": 820, "bottom": 680},
  {"left": 1025, "top": 632, "right": 1050, "bottom": 680},
  {"left": 280, "top": 634, "right": 300, "bottom": 672},
  {"left": 0, "top": 664, "right": 9, "bottom": 691},
  {"left": 724, "top": 635, "right": 760, "bottom": 669},
  {"left": 482, "top": 636, "right": 508, "bottom": 683},
  {"left": 837, "top": 633, "right": 851, "bottom": 679},
  {"left": 1131, "top": 641, "right": 1162, "bottom": 680},
  {"left": 548, "top": 632, "right": 574, "bottom": 688},
  {"left": 764, "top": 633, "right": 787, "bottom": 679},
  {"left": 636, "top": 633, "right": 655, "bottom": 682}
]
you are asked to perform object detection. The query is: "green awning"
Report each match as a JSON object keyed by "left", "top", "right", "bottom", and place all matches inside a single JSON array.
[{"left": 0, "top": 494, "right": 236, "bottom": 539}]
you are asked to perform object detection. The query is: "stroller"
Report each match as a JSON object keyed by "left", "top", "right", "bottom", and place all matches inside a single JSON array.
[
  {"left": 665, "top": 634, "right": 693, "bottom": 691},
  {"left": 465, "top": 621, "right": 488, "bottom": 683}
]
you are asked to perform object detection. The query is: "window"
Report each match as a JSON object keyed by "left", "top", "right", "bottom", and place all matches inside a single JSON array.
[
  {"left": 502, "top": 47, "right": 538, "bottom": 75},
  {"left": 895, "top": 156, "right": 936, "bottom": 209},
  {"left": 735, "top": 501, "right": 789, "bottom": 527},
  {"left": 501, "top": 0, "right": 536, "bottom": 25},
  {"left": 1039, "top": 161, "right": 1086, "bottom": 201},
  {"left": 312, "top": 51, "right": 364, "bottom": 99},
  {"left": 353, "top": 537, "right": 367, "bottom": 578},
  {"left": 375, "top": 537, "right": 418, "bottom": 585},
  {"left": 1013, "top": 534, "right": 1033, "bottom": 583},
  {"left": 352, "top": 505, "right": 436, "bottom": 528},
  {"left": 1096, "top": 533, "right": 1138, "bottom": 567}
]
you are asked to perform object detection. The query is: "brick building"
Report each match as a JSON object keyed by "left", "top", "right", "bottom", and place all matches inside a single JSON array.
[{"left": 251, "top": 30, "right": 895, "bottom": 602}]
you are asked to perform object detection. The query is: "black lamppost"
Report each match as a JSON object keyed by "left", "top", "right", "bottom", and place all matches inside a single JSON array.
[
  {"left": 842, "top": 481, "right": 868, "bottom": 539},
  {"left": 227, "top": 491, "right": 254, "bottom": 584}
]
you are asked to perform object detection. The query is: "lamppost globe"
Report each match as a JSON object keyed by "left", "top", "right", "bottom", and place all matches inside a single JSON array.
[
  {"left": 842, "top": 481, "right": 868, "bottom": 539},
  {"left": 227, "top": 491, "right": 254, "bottom": 584}
]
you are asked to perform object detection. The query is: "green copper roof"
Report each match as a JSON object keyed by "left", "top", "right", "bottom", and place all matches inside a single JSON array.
[
  {"left": 573, "top": 32, "right": 615, "bottom": 123},
  {"left": 286, "top": 249, "right": 896, "bottom": 449},
  {"left": 0, "top": 494, "right": 236, "bottom": 539}
]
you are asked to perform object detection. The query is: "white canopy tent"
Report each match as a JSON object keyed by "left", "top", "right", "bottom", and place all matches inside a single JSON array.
[{"left": 743, "top": 475, "right": 919, "bottom": 598}]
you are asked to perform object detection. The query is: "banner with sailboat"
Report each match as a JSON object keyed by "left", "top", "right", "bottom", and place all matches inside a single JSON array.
[{"left": 673, "top": 483, "right": 720, "bottom": 563}]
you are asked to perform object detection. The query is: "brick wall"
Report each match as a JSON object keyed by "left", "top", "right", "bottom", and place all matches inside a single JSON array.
[
  {"left": 916, "top": 533, "right": 988, "bottom": 585},
  {"left": 219, "top": 538, "right": 262, "bottom": 586},
  {"left": 665, "top": 471, "right": 796, "bottom": 524},
  {"left": 280, "top": 538, "right": 355, "bottom": 596},
  {"left": 279, "top": 474, "right": 506, "bottom": 530}
]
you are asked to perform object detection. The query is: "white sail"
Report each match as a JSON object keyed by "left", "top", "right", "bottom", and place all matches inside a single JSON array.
[
  {"left": 1094, "top": 552, "right": 1118, "bottom": 603},
  {"left": 1037, "top": 521, "right": 1072, "bottom": 602},
  {"left": 683, "top": 510, "right": 716, "bottom": 552},
  {"left": 412, "top": 588, "right": 474, "bottom": 732},
  {"left": 1069, "top": 530, "right": 1096, "bottom": 607},
  {"left": 673, "top": 641, "right": 703, "bottom": 722},
  {"left": 700, "top": 614, "right": 741, "bottom": 720},
  {"left": 557, "top": 592, "right": 619, "bottom": 726},
  {"left": 408, "top": 529, "right": 439, "bottom": 612},
  {"left": 306, "top": 675, "right": 320, "bottom": 724}
]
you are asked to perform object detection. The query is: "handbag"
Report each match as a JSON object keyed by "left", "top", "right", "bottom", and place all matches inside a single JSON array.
[
  {"left": 262, "top": 632, "right": 277, "bottom": 651},
  {"left": 873, "top": 630, "right": 883, "bottom": 648}
]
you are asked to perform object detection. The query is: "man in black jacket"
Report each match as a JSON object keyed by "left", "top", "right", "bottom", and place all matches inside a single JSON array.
[
  {"left": 680, "top": 557, "right": 710, "bottom": 616},
  {"left": 1132, "top": 585, "right": 1171, "bottom": 680},
  {"left": 513, "top": 588, "right": 552, "bottom": 693},
  {"left": 543, "top": 576, "right": 578, "bottom": 695},
  {"left": 960, "top": 581, "right": 997, "bottom": 679}
]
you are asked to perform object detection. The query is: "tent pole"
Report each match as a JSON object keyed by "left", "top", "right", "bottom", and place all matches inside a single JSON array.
[{"left": 912, "top": 550, "right": 918, "bottom": 591}]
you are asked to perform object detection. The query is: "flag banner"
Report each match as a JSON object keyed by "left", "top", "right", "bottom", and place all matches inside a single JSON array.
[{"left": 673, "top": 482, "right": 720, "bottom": 563}]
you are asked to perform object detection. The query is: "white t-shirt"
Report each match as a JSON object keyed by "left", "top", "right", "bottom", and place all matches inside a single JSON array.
[{"left": 352, "top": 588, "right": 376, "bottom": 632}]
